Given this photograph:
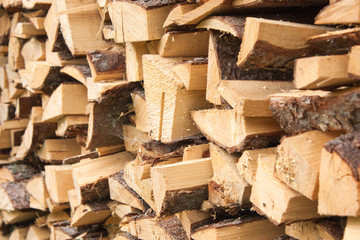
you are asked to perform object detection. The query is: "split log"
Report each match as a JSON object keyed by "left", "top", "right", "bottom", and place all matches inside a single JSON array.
[
  {"left": 143, "top": 54, "right": 211, "bottom": 143},
  {"left": 2, "top": 210, "right": 39, "bottom": 224},
  {"left": 237, "top": 148, "right": 277, "bottom": 185},
  {"left": 72, "top": 152, "right": 134, "bottom": 204},
  {"left": 192, "top": 212, "right": 285, "bottom": 240},
  {"left": 158, "top": 30, "right": 209, "bottom": 57},
  {"left": 315, "top": 0, "right": 360, "bottom": 25},
  {"left": 343, "top": 217, "right": 360, "bottom": 240},
  {"left": 0, "top": 128, "right": 11, "bottom": 149},
  {"left": 42, "top": 83, "right": 87, "bottom": 122},
  {"left": 163, "top": 3, "right": 198, "bottom": 28},
  {"left": 294, "top": 55, "right": 354, "bottom": 89},
  {"left": 62, "top": 151, "right": 98, "bottom": 165},
  {"left": 123, "top": 124, "right": 151, "bottom": 154},
  {"left": 274, "top": 130, "right": 341, "bottom": 200},
  {"left": 68, "top": 189, "right": 80, "bottom": 214},
  {"left": 348, "top": 46, "right": 360, "bottom": 80},
  {"left": 232, "top": 0, "right": 327, "bottom": 8},
  {"left": 86, "top": 45, "right": 126, "bottom": 82},
  {"left": 9, "top": 227, "right": 29, "bottom": 240},
  {"left": 25, "top": 225, "right": 50, "bottom": 240},
  {"left": 196, "top": 16, "right": 244, "bottom": 38},
  {"left": 109, "top": 171, "right": 149, "bottom": 211},
  {"left": 191, "top": 109, "right": 282, "bottom": 153},
  {"left": 208, "top": 143, "right": 251, "bottom": 209},
  {"left": 70, "top": 202, "right": 111, "bottom": 227},
  {"left": 96, "top": 144, "right": 125, "bottom": 157},
  {"left": 151, "top": 158, "right": 213, "bottom": 216},
  {"left": 36, "top": 138, "right": 81, "bottom": 164},
  {"left": 319, "top": 131, "right": 360, "bottom": 216},
  {"left": 237, "top": 17, "right": 333, "bottom": 69},
  {"left": 8, "top": 36, "right": 25, "bottom": 70},
  {"left": 153, "top": 216, "right": 188, "bottom": 240},
  {"left": 103, "top": 25, "right": 115, "bottom": 40},
  {"left": 22, "top": 0, "right": 52, "bottom": 9},
  {"left": 131, "top": 90, "right": 148, "bottom": 132},
  {"left": 86, "top": 81, "right": 140, "bottom": 149},
  {"left": 0, "top": 181, "right": 30, "bottom": 211},
  {"left": 250, "top": 154, "right": 320, "bottom": 225},
  {"left": 0, "top": 10, "right": 10, "bottom": 45},
  {"left": 176, "top": 210, "right": 212, "bottom": 238},
  {"left": 0, "top": 163, "right": 36, "bottom": 182},
  {"left": 217, "top": 80, "right": 294, "bottom": 117},
  {"left": 183, "top": 143, "right": 209, "bottom": 161},
  {"left": 60, "top": 65, "right": 91, "bottom": 86},
  {"left": 10, "top": 129, "right": 25, "bottom": 148},
  {"left": 56, "top": 0, "right": 111, "bottom": 55},
  {"left": 15, "top": 94, "right": 42, "bottom": 118},
  {"left": 26, "top": 174, "right": 49, "bottom": 210},
  {"left": 110, "top": 202, "right": 141, "bottom": 220},
  {"left": 13, "top": 22, "right": 46, "bottom": 38},
  {"left": 56, "top": 115, "right": 88, "bottom": 137},
  {"left": 286, "top": 217, "right": 345, "bottom": 240},
  {"left": 269, "top": 87, "right": 360, "bottom": 134},
  {"left": 0, "top": 104, "right": 15, "bottom": 124},
  {"left": 21, "top": 38, "right": 45, "bottom": 62},
  {"left": 46, "top": 198, "right": 70, "bottom": 213},
  {"left": 207, "top": 31, "right": 292, "bottom": 105},
  {"left": 173, "top": 57, "right": 207, "bottom": 91},
  {"left": 44, "top": 165, "right": 74, "bottom": 204},
  {"left": 29, "top": 17, "right": 45, "bottom": 30}
]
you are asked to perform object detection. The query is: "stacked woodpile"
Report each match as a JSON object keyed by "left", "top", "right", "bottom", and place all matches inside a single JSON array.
[{"left": 0, "top": 0, "right": 359, "bottom": 239}]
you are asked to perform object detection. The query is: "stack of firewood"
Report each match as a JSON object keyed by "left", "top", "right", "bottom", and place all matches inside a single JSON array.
[{"left": 0, "top": 0, "right": 359, "bottom": 239}]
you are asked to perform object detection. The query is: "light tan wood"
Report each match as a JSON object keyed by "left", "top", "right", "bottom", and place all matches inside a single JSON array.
[
  {"left": 0, "top": 10, "right": 10, "bottom": 44},
  {"left": 348, "top": 46, "right": 360, "bottom": 80},
  {"left": 56, "top": 0, "right": 112, "bottom": 56},
  {"left": 86, "top": 79, "right": 128, "bottom": 102},
  {"left": 143, "top": 54, "right": 211, "bottom": 143},
  {"left": 9, "top": 227, "right": 29, "bottom": 240},
  {"left": 131, "top": 90, "right": 148, "bottom": 132},
  {"left": 21, "top": 38, "right": 45, "bottom": 62},
  {"left": 22, "top": 0, "right": 52, "bottom": 9},
  {"left": 68, "top": 189, "right": 80, "bottom": 214},
  {"left": 112, "top": 203, "right": 141, "bottom": 220},
  {"left": 60, "top": 65, "right": 91, "bottom": 86},
  {"left": 209, "top": 143, "right": 250, "bottom": 208},
  {"left": 275, "top": 130, "right": 341, "bottom": 200},
  {"left": 2, "top": 210, "right": 38, "bottom": 224},
  {"left": 13, "top": 22, "right": 46, "bottom": 38},
  {"left": 343, "top": 217, "right": 360, "bottom": 240},
  {"left": 151, "top": 158, "right": 213, "bottom": 216},
  {"left": 29, "top": 17, "right": 45, "bottom": 30},
  {"left": 0, "top": 128, "right": 10, "bottom": 149},
  {"left": 2, "top": 118, "right": 28, "bottom": 130},
  {"left": 25, "top": 225, "right": 50, "bottom": 240},
  {"left": 158, "top": 31, "right": 209, "bottom": 57},
  {"left": 123, "top": 124, "right": 151, "bottom": 154},
  {"left": 103, "top": 25, "right": 115, "bottom": 40},
  {"left": 294, "top": 55, "right": 354, "bottom": 89},
  {"left": 45, "top": 165, "right": 74, "bottom": 204},
  {"left": 47, "top": 210, "right": 70, "bottom": 226},
  {"left": 0, "top": 66, "right": 8, "bottom": 90},
  {"left": 70, "top": 202, "right": 111, "bottom": 227},
  {"left": 72, "top": 152, "right": 134, "bottom": 204},
  {"left": 192, "top": 217, "right": 285, "bottom": 240},
  {"left": 163, "top": 3, "right": 199, "bottom": 28},
  {"left": 36, "top": 138, "right": 81, "bottom": 164},
  {"left": 96, "top": 144, "right": 125, "bottom": 157},
  {"left": 197, "top": 16, "right": 245, "bottom": 38},
  {"left": 8, "top": 36, "right": 25, "bottom": 70},
  {"left": 237, "top": 17, "right": 333, "bottom": 69},
  {"left": 42, "top": 83, "right": 88, "bottom": 122},
  {"left": 26, "top": 174, "right": 49, "bottom": 210},
  {"left": 237, "top": 148, "right": 276, "bottom": 185},
  {"left": 315, "top": 0, "right": 360, "bottom": 25},
  {"left": 176, "top": 210, "right": 212, "bottom": 238},
  {"left": 250, "top": 154, "right": 320, "bottom": 225},
  {"left": 46, "top": 198, "right": 70, "bottom": 213},
  {"left": 56, "top": 115, "right": 88, "bottom": 137},
  {"left": 45, "top": 41, "right": 87, "bottom": 67},
  {"left": 173, "top": 58, "right": 208, "bottom": 90},
  {"left": 183, "top": 143, "right": 209, "bottom": 161},
  {"left": 217, "top": 80, "right": 294, "bottom": 117},
  {"left": 191, "top": 109, "right": 282, "bottom": 153}
]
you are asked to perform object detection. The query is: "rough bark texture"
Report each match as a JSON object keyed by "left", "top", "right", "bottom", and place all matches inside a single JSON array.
[
  {"left": 4, "top": 163, "right": 37, "bottom": 181},
  {"left": 54, "top": 221, "right": 104, "bottom": 239},
  {"left": 160, "top": 185, "right": 208, "bottom": 216},
  {"left": 314, "top": 217, "right": 346, "bottom": 240},
  {"left": 63, "top": 124, "right": 88, "bottom": 138},
  {"left": 0, "top": 181, "right": 30, "bottom": 210},
  {"left": 40, "top": 69, "right": 77, "bottom": 95},
  {"left": 80, "top": 178, "right": 110, "bottom": 204},
  {"left": 213, "top": 31, "right": 293, "bottom": 81},
  {"left": 324, "top": 131, "right": 360, "bottom": 181},
  {"left": 270, "top": 89, "right": 360, "bottom": 134},
  {"left": 63, "top": 151, "right": 99, "bottom": 164},
  {"left": 120, "top": 0, "right": 192, "bottom": 9},
  {"left": 156, "top": 216, "right": 188, "bottom": 240},
  {"left": 18, "top": 95, "right": 42, "bottom": 118},
  {"left": 88, "top": 50, "right": 126, "bottom": 73},
  {"left": 72, "top": 64, "right": 92, "bottom": 78},
  {"left": 86, "top": 81, "right": 141, "bottom": 149}
]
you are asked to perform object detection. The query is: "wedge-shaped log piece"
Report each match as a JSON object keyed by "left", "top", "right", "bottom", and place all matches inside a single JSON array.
[
  {"left": 286, "top": 217, "right": 345, "bottom": 240},
  {"left": 0, "top": 181, "right": 30, "bottom": 211},
  {"left": 131, "top": 90, "right": 148, "bottom": 132},
  {"left": 151, "top": 158, "right": 213, "bottom": 216},
  {"left": 163, "top": 3, "right": 198, "bottom": 28},
  {"left": 45, "top": 165, "right": 74, "bottom": 204},
  {"left": 42, "top": 83, "right": 87, "bottom": 122},
  {"left": 270, "top": 87, "right": 360, "bottom": 134},
  {"left": 192, "top": 212, "right": 285, "bottom": 240},
  {"left": 250, "top": 154, "right": 320, "bottom": 225},
  {"left": 315, "top": 0, "right": 360, "bottom": 25},
  {"left": 237, "top": 148, "right": 276, "bottom": 185},
  {"left": 197, "top": 16, "right": 245, "bottom": 38},
  {"left": 123, "top": 124, "right": 151, "bottom": 154},
  {"left": 26, "top": 174, "right": 49, "bottom": 210},
  {"left": 109, "top": 2, "right": 174, "bottom": 43},
  {"left": 174, "top": 57, "right": 207, "bottom": 91},
  {"left": 21, "top": 38, "right": 45, "bottom": 62},
  {"left": 0, "top": 163, "right": 37, "bottom": 182},
  {"left": 237, "top": 18, "right": 333, "bottom": 69},
  {"left": 60, "top": 65, "right": 91, "bottom": 86},
  {"left": 70, "top": 202, "right": 111, "bottom": 227},
  {"left": 109, "top": 171, "right": 149, "bottom": 211},
  {"left": 176, "top": 210, "right": 212, "bottom": 239},
  {"left": 86, "top": 45, "right": 126, "bottom": 82},
  {"left": 275, "top": 130, "right": 341, "bottom": 200},
  {"left": 207, "top": 31, "right": 293, "bottom": 105},
  {"left": 294, "top": 55, "right": 354, "bottom": 89},
  {"left": 9, "top": 227, "right": 29, "bottom": 240},
  {"left": 36, "top": 138, "right": 81, "bottom": 164},
  {"left": 158, "top": 31, "right": 209, "bottom": 57},
  {"left": 143, "top": 55, "right": 211, "bottom": 142},
  {"left": 209, "top": 143, "right": 250, "bottom": 208},
  {"left": 153, "top": 216, "right": 188, "bottom": 240},
  {"left": 26, "top": 225, "right": 50, "bottom": 240},
  {"left": 0, "top": 103, "right": 15, "bottom": 124},
  {"left": 0, "top": 10, "right": 10, "bottom": 45},
  {"left": 56, "top": 115, "right": 88, "bottom": 137},
  {"left": 307, "top": 28, "right": 360, "bottom": 55},
  {"left": 72, "top": 152, "right": 134, "bottom": 204},
  {"left": 217, "top": 80, "right": 294, "bottom": 117},
  {"left": 343, "top": 217, "right": 360, "bottom": 240},
  {"left": 22, "top": 0, "right": 52, "bottom": 9},
  {"left": 13, "top": 22, "right": 46, "bottom": 38},
  {"left": 232, "top": 0, "right": 327, "bottom": 8},
  {"left": 52, "top": 222, "right": 106, "bottom": 240},
  {"left": 2, "top": 210, "right": 39, "bottom": 224},
  {"left": 8, "top": 36, "right": 25, "bottom": 70},
  {"left": 46, "top": 198, "right": 70, "bottom": 213},
  {"left": 86, "top": 81, "right": 140, "bottom": 149},
  {"left": 191, "top": 109, "right": 282, "bottom": 153},
  {"left": 56, "top": 0, "right": 112, "bottom": 55},
  {"left": 183, "top": 143, "right": 209, "bottom": 161},
  {"left": 348, "top": 46, "right": 360, "bottom": 80},
  {"left": 319, "top": 132, "right": 360, "bottom": 216}
]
